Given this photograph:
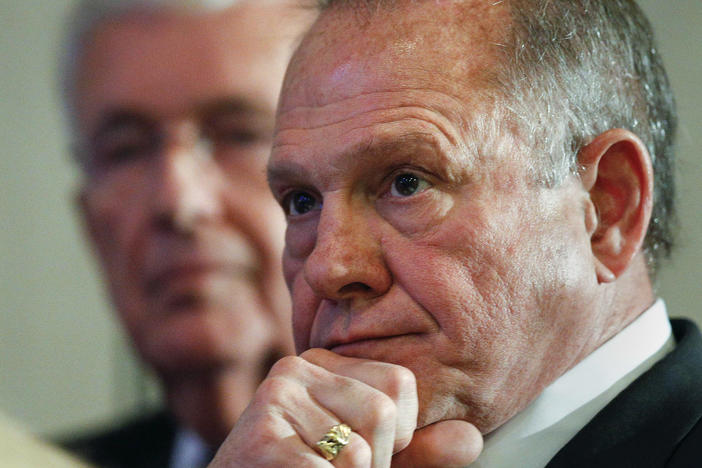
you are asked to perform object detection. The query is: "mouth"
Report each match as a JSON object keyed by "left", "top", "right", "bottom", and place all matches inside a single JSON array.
[
  {"left": 326, "top": 333, "right": 424, "bottom": 357},
  {"left": 147, "top": 263, "right": 256, "bottom": 291},
  {"left": 143, "top": 262, "right": 260, "bottom": 313}
]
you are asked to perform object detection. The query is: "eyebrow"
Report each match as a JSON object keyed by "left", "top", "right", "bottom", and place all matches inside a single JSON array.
[
  {"left": 91, "top": 97, "right": 275, "bottom": 138},
  {"left": 268, "top": 131, "right": 463, "bottom": 186},
  {"left": 196, "top": 97, "right": 275, "bottom": 123},
  {"left": 91, "top": 109, "right": 153, "bottom": 138}
]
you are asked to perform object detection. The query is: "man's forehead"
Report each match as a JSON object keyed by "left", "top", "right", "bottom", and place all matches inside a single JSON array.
[
  {"left": 280, "top": 0, "right": 511, "bottom": 113},
  {"left": 75, "top": 2, "right": 304, "bottom": 134}
]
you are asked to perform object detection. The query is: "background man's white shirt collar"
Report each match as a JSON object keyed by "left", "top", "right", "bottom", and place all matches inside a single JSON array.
[
  {"left": 474, "top": 299, "right": 674, "bottom": 468},
  {"left": 171, "top": 428, "right": 210, "bottom": 468}
]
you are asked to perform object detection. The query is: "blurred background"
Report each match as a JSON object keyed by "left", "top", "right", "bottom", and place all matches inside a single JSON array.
[{"left": 1, "top": 0, "right": 701, "bottom": 438}]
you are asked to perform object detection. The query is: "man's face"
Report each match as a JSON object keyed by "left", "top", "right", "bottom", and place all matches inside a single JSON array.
[
  {"left": 269, "top": 3, "right": 602, "bottom": 433},
  {"left": 76, "top": 4, "right": 302, "bottom": 378}
]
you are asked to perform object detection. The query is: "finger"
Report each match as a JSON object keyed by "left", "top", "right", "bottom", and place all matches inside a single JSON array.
[
  {"left": 391, "top": 420, "right": 483, "bottom": 468},
  {"left": 301, "top": 348, "right": 418, "bottom": 452},
  {"left": 320, "top": 430, "right": 371, "bottom": 468},
  {"left": 265, "top": 355, "right": 397, "bottom": 467}
]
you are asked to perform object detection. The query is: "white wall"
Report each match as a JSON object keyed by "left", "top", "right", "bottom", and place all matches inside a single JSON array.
[
  {"left": 0, "top": 0, "right": 700, "bottom": 437},
  {"left": 639, "top": 0, "right": 702, "bottom": 325},
  {"left": 0, "top": 0, "right": 155, "bottom": 436}
]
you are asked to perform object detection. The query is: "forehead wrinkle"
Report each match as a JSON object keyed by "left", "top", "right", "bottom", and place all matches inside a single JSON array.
[
  {"left": 278, "top": 88, "right": 468, "bottom": 127},
  {"left": 275, "top": 109, "right": 461, "bottom": 153},
  {"left": 270, "top": 128, "right": 470, "bottom": 191},
  {"left": 275, "top": 90, "right": 491, "bottom": 170},
  {"left": 359, "top": 131, "right": 471, "bottom": 182}
]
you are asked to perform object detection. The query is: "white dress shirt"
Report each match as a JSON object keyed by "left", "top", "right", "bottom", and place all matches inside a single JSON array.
[{"left": 473, "top": 299, "right": 675, "bottom": 468}]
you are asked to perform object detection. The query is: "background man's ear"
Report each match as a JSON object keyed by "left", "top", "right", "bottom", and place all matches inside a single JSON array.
[{"left": 577, "top": 129, "right": 654, "bottom": 283}]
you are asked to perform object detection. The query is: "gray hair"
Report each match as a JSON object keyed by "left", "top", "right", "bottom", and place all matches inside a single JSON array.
[
  {"left": 499, "top": 0, "right": 676, "bottom": 273},
  {"left": 60, "top": 0, "right": 248, "bottom": 140},
  {"left": 314, "top": 0, "right": 677, "bottom": 272}
]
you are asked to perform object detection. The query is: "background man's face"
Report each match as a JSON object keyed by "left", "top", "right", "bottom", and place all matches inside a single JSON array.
[
  {"left": 75, "top": 5, "right": 299, "bottom": 378},
  {"left": 269, "top": 3, "right": 602, "bottom": 433}
]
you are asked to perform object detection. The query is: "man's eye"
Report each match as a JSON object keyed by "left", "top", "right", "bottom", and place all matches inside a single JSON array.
[
  {"left": 285, "top": 191, "right": 322, "bottom": 216},
  {"left": 92, "top": 137, "right": 154, "bottom": 172},
  {"left": 88, "top": 123, "right": 158, "bottom": 173},
  {"left": 390, "top": 173, "right": 431, "bottom": 197}
]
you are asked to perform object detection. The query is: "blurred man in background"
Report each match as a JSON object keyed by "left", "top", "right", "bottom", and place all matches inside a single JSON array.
[{"left": 60, "top": 1, "right": 314, "bottom": 466}]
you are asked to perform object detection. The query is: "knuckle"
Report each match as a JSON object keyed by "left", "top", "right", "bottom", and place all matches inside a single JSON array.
[
  {"left": 384, "top": 365, "right": 416, "bottom": 399},
  {"left": 344, "top": 436, "right": 372, "bottom": 468},
  {"left": 254, "top": 375, "right": 295, "bottom": 407},
  {"left": 365, "top": 391, "right": 396, "bottom": 426},
  {"left": 269, "top": 355, "right": 307, "bottom": 377},
  {"left": 299, "top": 347, "right": 328, "bottom": 361}
]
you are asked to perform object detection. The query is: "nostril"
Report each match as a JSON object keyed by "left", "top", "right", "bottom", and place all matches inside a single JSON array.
[
  {"left": 337, "top": 282, "right": 372, "bottom": 297},
  {"left": 152, "top": 208, "right": 195, "bottom": 236},
  {"left": 153, "top": 210, "right": 176, "bottom": 232}
]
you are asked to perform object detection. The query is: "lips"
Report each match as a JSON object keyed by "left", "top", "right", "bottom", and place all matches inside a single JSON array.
[
  {"left": 310, "top": 299, "right": 434, "bottom": 355},
  {"left": 144, "top": 261, "right": 258, "bottom": 297},
  {"left": 324, "top": 332, "right": 419, "bottom": 350}
]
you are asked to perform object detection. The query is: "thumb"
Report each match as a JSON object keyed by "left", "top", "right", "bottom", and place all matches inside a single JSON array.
[{"left": 391, "top": 420, "right": 483, "bottom": 468}]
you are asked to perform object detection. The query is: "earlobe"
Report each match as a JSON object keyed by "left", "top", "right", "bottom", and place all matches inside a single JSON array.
[{"left": 577, "top": 129, "right": 653, "bottom": 283}]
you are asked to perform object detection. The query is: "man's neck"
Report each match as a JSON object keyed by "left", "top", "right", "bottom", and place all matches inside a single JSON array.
[
  {"left": 165, "top": 364, "right": 261, "bottom": 447},
  {"left": 475, "top": 299, "right": 674, "bottom": 468}
]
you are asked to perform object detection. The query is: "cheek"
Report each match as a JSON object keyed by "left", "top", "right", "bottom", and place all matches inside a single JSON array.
[
  {"left": 376, "top": 190, "right": 454, "bottom": 236},
  {"left": 82, "top": 169, "right": 151, "bottom": 294},
  {"left": 85, "top": 182, "right": 137, "bottom": 261},
  {"left": 385, "top": 201, "right": 546, "bottom": 353},
  {"left": 284, "top": 217, "right": 318, "bottom": 260},
  {"left": 288, "top": 271, "right": 318, "bottom": 353}
]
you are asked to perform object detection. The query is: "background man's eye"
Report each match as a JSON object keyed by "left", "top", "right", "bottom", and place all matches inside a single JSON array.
[
  {"left": 212, "top": 128, "right": 262, "bottom": 147},
  {"left": 286, "top": 191, "right": 321, "bottom": 216},
  {"left": 91, "top": 135, "right": 155, "bottom": 173},
  {"left": 391, "top": 173, "right": 429, "bottom": 197}
]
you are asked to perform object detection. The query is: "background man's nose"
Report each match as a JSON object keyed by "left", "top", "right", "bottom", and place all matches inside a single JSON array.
[{"left": 150, "top": 127, "right": 224, "bottom": 234}]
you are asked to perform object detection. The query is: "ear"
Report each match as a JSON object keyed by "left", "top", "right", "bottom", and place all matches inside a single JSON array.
[{"left": 578, "top": 129, "right": 653, "bottom": 283}]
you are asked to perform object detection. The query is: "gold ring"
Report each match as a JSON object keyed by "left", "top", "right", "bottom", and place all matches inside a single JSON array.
[{"left": 316, "top": 423, "right": 352, "bottom": 461}]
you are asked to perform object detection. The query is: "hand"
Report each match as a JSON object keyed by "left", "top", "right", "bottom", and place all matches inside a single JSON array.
[{"left": 209, "top": 348, "right": 483, "bottom": 467}]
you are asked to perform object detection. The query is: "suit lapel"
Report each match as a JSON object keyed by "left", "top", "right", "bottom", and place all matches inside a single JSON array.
[{"left": 546, "top": 320, "right": 702, "bottom": 468}]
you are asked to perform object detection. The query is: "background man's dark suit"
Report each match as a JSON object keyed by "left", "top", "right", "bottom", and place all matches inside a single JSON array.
[{"left": 62, "top": 412, "right": 178, "bottom": 468}]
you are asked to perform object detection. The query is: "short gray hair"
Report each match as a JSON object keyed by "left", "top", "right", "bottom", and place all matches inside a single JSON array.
[
  {"left": 498, "top": 0, "right": 676, "bottom": 272},
  {"left": 313, "top": 0, "right": 677, "bottom": 272},
  {"left": 60, "top": 0, "right": 247, "bottom": 139}
]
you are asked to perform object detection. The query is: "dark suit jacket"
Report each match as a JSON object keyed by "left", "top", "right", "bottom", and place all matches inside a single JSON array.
[
  {"left": 547, "top": 319, "right": 702, "bottom": 468},
  {"left": 61, "top": 410, "right": 178, "bottom": 468},
  {"left": 61, "top": 320, "right": 701, "bottom": 468}
]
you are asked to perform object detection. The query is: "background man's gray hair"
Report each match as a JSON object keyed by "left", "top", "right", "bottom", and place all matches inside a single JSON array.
[
  {"left": 314, "top": 0, "right": 677, "bottom": 273},
  {"left": 60, "top": 0, "right": 247, "bottom": 145}
]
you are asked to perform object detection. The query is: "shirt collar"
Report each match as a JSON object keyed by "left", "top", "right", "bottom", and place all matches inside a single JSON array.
[
  {"left": 474, "top": 299, "right": 674, "bottom": 468},
  {"left": 170, "top": 428, "right": 211, "bottom": 468}
]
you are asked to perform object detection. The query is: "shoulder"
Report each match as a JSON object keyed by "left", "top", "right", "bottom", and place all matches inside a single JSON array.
[
  {"left": 59, "top": 410, "right": 176, "bottom": 468},
  {"left": 666, "top": 415, "right": 702, "bottom": 467},
  {"left": 547, "top": 318, "right": 702, "bottom": 467}
]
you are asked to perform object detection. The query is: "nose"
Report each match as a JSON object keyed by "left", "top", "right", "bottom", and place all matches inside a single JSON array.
[
  {"left": 150, "top": 122, "right": 223, "bottom": 233},
  {"left": 303, "top": 198, "right": 391, "bottom": 302}
]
